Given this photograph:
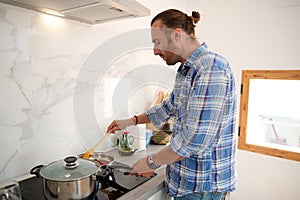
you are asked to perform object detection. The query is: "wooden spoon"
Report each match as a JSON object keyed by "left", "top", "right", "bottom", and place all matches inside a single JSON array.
[{"left": 82, "top": 133, "right": 110, "bottom": 159}]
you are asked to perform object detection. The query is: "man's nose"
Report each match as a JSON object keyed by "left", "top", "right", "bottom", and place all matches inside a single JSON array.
[{"left": 153, "top": 47, "right": 161, "bottom": 55}]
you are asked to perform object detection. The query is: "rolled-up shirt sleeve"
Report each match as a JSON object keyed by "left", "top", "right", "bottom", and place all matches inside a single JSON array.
[{"left": 146, "top": 91, "right": 176, "bottom": 126}]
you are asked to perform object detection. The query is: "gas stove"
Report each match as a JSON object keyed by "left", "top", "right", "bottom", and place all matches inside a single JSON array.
[{"left": 19, "top": 162, "right": 155, "bottom": 200}]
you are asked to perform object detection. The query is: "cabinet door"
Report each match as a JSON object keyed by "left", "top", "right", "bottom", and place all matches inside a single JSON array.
[{"left": 147, "top": 188, "right": 168, "bottom": 200}]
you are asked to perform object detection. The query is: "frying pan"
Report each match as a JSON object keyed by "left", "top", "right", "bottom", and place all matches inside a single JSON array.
[
  {"left": 79, "top": 152, "right": 133, "bottom": 172},
  {"left": 78, "top": 152, "right": 114, "bottom": 167}
]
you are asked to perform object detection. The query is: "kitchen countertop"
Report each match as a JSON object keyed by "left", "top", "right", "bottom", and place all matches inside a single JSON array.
[{"left": 107, "top": 144, "right": 167, "bottom": 200}]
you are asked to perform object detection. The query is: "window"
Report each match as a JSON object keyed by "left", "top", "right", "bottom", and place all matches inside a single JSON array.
[{"left": 238, "top": 70, "right": 300, "bottom": 162}]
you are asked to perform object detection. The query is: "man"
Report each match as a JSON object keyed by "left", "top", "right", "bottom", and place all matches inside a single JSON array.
[{"left": 107, "top": 9, "right": 237, "bottom": 200}]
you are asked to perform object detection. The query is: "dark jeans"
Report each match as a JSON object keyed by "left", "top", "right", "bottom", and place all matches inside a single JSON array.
[{"left": 174, "top": 192, "right": 227, "bottom": 200}]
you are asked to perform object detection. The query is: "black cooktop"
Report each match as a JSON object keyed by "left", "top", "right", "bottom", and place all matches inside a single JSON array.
[{"left": 20, "top": 163, "right": 155, "bottom": 200}]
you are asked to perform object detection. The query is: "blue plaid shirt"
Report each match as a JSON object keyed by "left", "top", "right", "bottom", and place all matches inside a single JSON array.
[{"left": 146, "top": 43, "right": 237, "bottom": 197}]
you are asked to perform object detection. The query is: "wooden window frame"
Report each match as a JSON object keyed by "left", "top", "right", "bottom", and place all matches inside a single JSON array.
[{"left": 238, "top": 70, "right": 300, "bottom": 162}]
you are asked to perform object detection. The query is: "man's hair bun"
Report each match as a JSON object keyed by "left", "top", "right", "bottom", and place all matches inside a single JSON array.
[{"left": 191, "top": 11, "right": 201, "bottom": 24}]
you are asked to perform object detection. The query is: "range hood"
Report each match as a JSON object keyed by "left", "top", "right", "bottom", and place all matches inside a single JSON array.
[{"left": 0, "top": 0, "right": 150, "bottom": 24}]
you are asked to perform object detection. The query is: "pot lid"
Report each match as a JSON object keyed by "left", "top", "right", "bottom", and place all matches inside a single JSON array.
[{"left": 40, "top": 156, "right": 99, "bottom": 181}]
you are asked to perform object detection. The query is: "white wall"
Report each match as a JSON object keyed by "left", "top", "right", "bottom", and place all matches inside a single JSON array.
[{"left": 186, "top": 0, "right": 300, "bottom": 199}]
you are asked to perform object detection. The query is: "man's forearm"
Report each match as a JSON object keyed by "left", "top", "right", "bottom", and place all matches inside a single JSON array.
[
  {"left": 133, "top": 114, "right": 184, "bottom": 165},
  {"left": 152, "top": 145, "right": 185, "bottom": 166},
  {"left": 131, "top": 113, "right": 151, "bottom": 125}
]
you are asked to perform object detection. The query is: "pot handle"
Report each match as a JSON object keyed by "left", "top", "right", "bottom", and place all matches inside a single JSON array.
[
  {"left": 108, "top": 164, "right": 133, "bottom": 172},
  {"left": 30, "top": 165, "right": 44, "bottom": 178}
]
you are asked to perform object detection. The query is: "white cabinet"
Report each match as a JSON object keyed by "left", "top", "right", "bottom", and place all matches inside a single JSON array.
[{"left": 147, "top": 188, "right": 169, "bottom": 200}]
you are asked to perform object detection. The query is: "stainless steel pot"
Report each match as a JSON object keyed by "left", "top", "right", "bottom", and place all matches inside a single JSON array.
[{"left": 30, "top": 156, "right": 99, "bottom": 200}]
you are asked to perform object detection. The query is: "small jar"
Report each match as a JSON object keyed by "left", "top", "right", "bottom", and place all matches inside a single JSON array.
[{"left": 119, "top": 131, "right": 134, "bottom": 151}]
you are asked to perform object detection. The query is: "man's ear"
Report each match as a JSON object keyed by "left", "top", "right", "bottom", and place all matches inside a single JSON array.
[{"left": 174, "top": 28, "right": 182, "bottom": 41}]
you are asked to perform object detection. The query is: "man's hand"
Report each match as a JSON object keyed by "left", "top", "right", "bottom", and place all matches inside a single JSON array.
[
  {"left": 106, "top": 118, "right": 135, "bottom": 133},
  {"left": 130, "top": 157, "right": 155, "bottom": 178}
]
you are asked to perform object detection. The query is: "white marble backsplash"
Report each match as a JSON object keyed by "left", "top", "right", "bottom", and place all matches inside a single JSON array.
[
  {"left": 0, "top": 5, "right": 89, "bottom": 179},
  {"left": 0, "top": 3, "right": 176, "bottom": 180}
]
